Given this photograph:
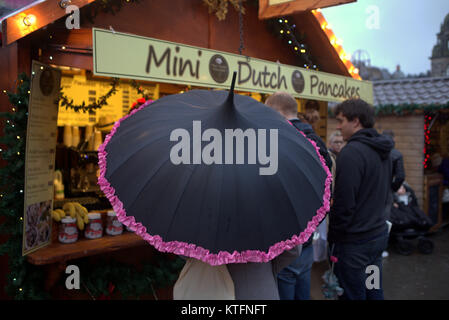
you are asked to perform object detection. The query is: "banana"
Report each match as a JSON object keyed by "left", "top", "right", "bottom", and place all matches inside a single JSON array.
[
  {"left": 76, "top": 214, "right": 84, "bottom": 230},
  {"left": 69, "top": 203, "right": 77, "bottom": 218},
  {"left": 55, "top": 202, "right": 90, "bottom": 230},
  {"left": 63, "top": 202, "right": 76, "bottom": 218},
  {"left": 74, "top": 202, "right": 88, "bottom": 216},
  {"left": 51, "top": 210, "right": 61, "bottom": 222},
  {"left": 55, "top": 209, "right": 66, "bottom": 219},
  {"left": 73, "top": 202, "right": 89, "bottom": 224}
]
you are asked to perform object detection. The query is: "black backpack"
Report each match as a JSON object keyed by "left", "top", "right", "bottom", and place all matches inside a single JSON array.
[{"left": 290, "top": 120, "right": 333, "bottom": 172}]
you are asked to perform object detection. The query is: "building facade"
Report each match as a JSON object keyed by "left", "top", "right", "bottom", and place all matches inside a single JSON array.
[{"left": 431, "top": 13, "right": 449, "bottom": 77}]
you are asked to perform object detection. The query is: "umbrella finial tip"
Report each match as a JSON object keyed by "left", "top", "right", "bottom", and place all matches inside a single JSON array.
[
  {"left": 230, "top": 71, "right": 237, "bottom": 93},
  {"left": 226, "top": 71, "right": 237, "bottom": 107}
]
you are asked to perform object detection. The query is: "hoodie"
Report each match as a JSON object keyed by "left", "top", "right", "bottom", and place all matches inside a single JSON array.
[
  {"left": 328, "top": 128, "right": 394, "bottom": 243},
  {"left": 290, "top": 119, "right": 332, "bottom": 248},
  {"left": 290, "top": 119, "right": 333, "bottom": 173}
]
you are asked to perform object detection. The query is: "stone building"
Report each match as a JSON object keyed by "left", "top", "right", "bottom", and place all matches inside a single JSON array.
[{"left": 431, "top": 13, "right": 449, "bottom": 77}]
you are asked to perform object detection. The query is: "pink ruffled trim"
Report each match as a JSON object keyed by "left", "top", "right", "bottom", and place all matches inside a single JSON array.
[{"left": 98, "top": 102, "right": 332, "bottom": 266}]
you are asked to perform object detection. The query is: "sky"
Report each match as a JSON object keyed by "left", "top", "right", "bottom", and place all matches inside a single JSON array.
[
  {"left": 0, "top": 1, "right": 43, "bottom": 19},
  {"left": 322, "top": 0, "right": 449, "bottom": 76}
]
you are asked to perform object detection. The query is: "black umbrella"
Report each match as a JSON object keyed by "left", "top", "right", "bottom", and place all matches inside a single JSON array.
[{"left": 98, "top": 74, "right": 331, "bottom": 266}]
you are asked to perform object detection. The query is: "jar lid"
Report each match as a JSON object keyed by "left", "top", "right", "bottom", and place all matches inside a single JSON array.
[
  {"left": 88, "top": 213, "right": 101, "bottom": 219},
  {"left": 107, "top": 210, "right": 116, "bottom": 217},
  {"left": 61, "top": 217, "right": 76, "bottom": 223}
]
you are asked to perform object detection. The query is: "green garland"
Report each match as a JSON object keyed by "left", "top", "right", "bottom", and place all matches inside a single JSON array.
[
  {"left": 0, "top": 73, "right": 49, "bottom": 299},
  {"left": 203, "top": 0, "right": 246, "bottom": 21},
  {"left": 58, "top": 78, "right": 155, "bottom": 114},
  {"left": 57, "top": 78, "right": 120, "bottom": 113},
  {"left": 130, "top": 80, "right": 153, "bottom": 101},
  {"left": 0, "top": 74, "right": 184, "bottom": 299},
  {"left": 328, "top": 102, "right": 449, "bottom": 117},
  {"left": 82, "top": 0, "right": 143, "bottom": 24},
  {"left": 75, "top": 255, "right": 185, "bottom": 300},
  {"left": 374, "top": 102, "right": 449, "bottom": 116}
]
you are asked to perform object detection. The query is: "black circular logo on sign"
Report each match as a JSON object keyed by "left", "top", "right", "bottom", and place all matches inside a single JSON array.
[
  {"left": 39, "top": 68, "right": 55, "bottom": 96},
  {"left": 291, "top": 70, "right": 305, "bottom": 94},
  {"left": 209, "top": 54, "right": 229, "bottom": 84}
]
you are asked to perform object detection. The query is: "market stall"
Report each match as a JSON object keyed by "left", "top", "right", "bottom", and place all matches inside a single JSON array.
[
  {"left": 0, "top": 0, "right": 372, "bottom": 299},
  {"left": 328, "top": 76, "right": 449, "bottom": 231}
]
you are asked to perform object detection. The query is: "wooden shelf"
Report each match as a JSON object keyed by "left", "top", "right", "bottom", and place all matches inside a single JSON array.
[
  {"left": 27, "top": 232, "right": 147, "bottom": 266},
  {"left": 53, "top": 196, "right": 102, "bottom": 208}
]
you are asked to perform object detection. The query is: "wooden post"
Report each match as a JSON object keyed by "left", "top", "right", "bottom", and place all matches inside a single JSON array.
[
  {"left": 44, "top": 261, "right": 67, "bottom": 292},
  {"left": 258, "top": 0, "right": 356, "bottom": 20}
]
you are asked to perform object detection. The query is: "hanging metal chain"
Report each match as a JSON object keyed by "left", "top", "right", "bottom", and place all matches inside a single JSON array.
[{"left": 238, "top": 0, "right": 244, "bottom": 55}]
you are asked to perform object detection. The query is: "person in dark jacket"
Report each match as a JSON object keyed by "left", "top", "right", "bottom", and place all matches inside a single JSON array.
[
  {"left": 265, "top": 91, "right": 331, "bottom": 300},
  {"left": 292, "top": 120, "right": 333, "bottom": 171},
  {"left": 381, "top": 129, "right": 405, "bottom": 258},
  {"left": 328, "top": 98, "right": 393, "bottom": 300},
  {"left": 382, "top": 130, "right": 405, "bottom": 193}
]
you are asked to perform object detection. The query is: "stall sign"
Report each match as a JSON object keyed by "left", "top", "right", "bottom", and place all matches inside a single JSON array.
[{"left": 93, "top": 28, "right": 373, "bottom": 104}]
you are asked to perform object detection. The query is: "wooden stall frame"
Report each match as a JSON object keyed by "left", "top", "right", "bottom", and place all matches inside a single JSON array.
[
  {"left": 1, "top": 0, "right": 96, "bottom": 47},
  {"left": 258, "top": 0, "right": 356, "bottom": 20}
]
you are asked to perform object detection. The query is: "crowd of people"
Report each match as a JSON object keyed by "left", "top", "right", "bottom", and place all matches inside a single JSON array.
[{"left": 174, "top": 91, "right": 417, "bottom": 301}]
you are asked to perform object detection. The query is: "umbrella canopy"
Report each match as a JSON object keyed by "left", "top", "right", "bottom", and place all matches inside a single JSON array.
[{"left": 98, "top": 77, "right": 331, "bottom": 266}]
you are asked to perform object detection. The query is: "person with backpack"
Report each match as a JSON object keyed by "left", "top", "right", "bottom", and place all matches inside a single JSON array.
[
  {"left": 265, "top": 91, "right": 332, "bottom": 300},
  {"left": 381, "top": 129, "right": 406, "bottom": 258}
]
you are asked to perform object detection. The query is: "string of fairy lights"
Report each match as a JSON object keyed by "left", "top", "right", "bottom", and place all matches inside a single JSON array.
[
  {"left": 311, "top": 9, "right": 360, "bottom": 79},
  {"left": 274, "top": 17, "right": 318, "bottom": 70},
  {"left": 271, "top": 10, "right": 360, "bottom": 79},
  {"left": 1, "top": 84, "right": 27, "bottom": 150},
  {"left": 424, "top": 114, "right": 434, "bottom": 169}
]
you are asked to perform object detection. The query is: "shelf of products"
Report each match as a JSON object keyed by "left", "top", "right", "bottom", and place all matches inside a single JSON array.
[{"left": 27, "top": 231, "right": 147, "bottom": 266}]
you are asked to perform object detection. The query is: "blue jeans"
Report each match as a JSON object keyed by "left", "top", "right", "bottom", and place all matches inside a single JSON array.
[
  {"left": 277, "top": 244, "right": 313, "bottom": 300},
  {"left": 331, "top": 231, "right": 389, "bottom": 300}
]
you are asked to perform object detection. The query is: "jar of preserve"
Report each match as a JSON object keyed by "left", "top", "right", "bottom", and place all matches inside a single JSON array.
[
  {"left": 106, "top": 211, "right": 123, "bottom": 236},
  {"left": 58, "top": 217, "right": 78, "bottom": 244},
  {"left": 85, "top": 213, "right": 103, "bottom": 239}
]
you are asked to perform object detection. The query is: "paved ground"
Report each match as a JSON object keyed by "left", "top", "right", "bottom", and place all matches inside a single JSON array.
[{"left": 310, "top": 225, "right": 449, "bottom": 300}]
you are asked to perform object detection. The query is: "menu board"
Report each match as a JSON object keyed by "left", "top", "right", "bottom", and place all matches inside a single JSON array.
[
  {"left": 57, "top": 73, "right": 159, "bottom": 127},
  {"left": 22, "top": 61, "right": 61, "bottom": 256}
]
